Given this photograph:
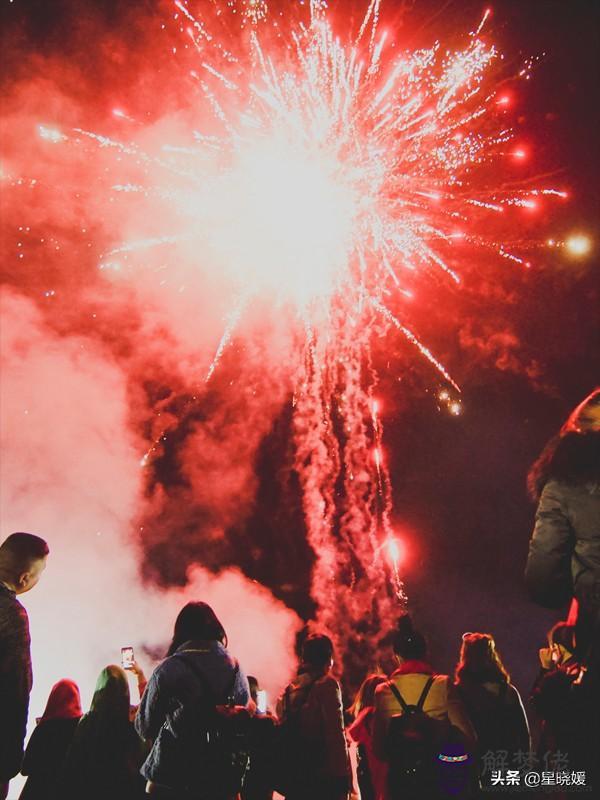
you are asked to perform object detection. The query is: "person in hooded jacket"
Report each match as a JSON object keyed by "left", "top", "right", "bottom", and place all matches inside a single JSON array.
[
  {"left": 19, "top": 679, "right": 82, "bottom": 800},
  {"left": 454, "top": 633, "right": 530, "bottom": 794},
  {"left": 135, "top": 601, "right": 251, "bottom": 799},
  {"left": 60, "top": 665, "right": 147, "bottom": 800}
]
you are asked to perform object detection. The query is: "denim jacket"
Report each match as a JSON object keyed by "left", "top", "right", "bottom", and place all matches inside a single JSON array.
[{"left": 135, "top": 639, "right": 250, "bottom": 785}]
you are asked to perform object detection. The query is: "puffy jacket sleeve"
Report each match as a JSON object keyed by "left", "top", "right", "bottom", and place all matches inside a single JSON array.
[{"left": 525, "top": 481, "right": 574, "bottom": 608}]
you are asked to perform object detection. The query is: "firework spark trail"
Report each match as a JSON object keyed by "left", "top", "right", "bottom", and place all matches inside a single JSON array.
[{"left": 36, "top": 1, "right": 566, "bottom": 669}]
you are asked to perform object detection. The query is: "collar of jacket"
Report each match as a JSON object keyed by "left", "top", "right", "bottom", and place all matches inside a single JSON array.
[
  {"left": 0, "top": 581, "right": 16, "bottom": 598},
  {"left": 175, "top": 639, "right": 226, "bottom": 655},
  {"left": 391, "top": 660, "right": 434, "bottom": 676}
]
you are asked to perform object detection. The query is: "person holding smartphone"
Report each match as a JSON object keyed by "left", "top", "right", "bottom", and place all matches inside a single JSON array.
[
  {"left": 60, "top": 664, "right": 148, "bottom": 800},
  {"left": 121, "top": 647, "right": 148, "bottom": 717}
]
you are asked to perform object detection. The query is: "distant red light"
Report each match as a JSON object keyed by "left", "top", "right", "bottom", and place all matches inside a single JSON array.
[
  {"left": 386, "top": 537, "right": 406, "bottom": 567},
  {"left": 373, "top": 447, "right": 382, "bottom": 468}
]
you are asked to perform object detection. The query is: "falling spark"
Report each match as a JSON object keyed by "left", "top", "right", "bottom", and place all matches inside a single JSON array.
[
  {"left": 385, "top": 536, "right": 405, "bottom": 599},
  {"left": 38, "top": 125, "right": 66, "bottom": 143},
  {"left": 449, "top": 400, "right": 463, "bottom": 416}
]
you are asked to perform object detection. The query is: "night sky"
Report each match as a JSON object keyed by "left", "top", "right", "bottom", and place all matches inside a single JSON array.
[{"left": 1, "top": 0, "right": 598, "bottom": 698}]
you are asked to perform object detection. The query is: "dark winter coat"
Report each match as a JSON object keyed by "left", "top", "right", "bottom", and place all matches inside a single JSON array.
[
  {"left": 0, "top": 584, "right": 32, "bottom": 780},
  {"left": 60, "top": 714, "right": 146, "bottom": 800},
  {"left": 276, "top": 670, "right": 351, "bottom": 800},
  {"left": 525, "top": 480, "right": 600, "bottom": 613},
  {"left": 19, "top": 717, "right": 80, "bottom": 800},
  {"left": 60, "top": 664, "right": 147, "bottom": 800},
  {"left": 456, "top": 680, "right": 530, "bottom": 757},
  {"left": 135, "top": 640, "right": 250, "bottom": 791}
]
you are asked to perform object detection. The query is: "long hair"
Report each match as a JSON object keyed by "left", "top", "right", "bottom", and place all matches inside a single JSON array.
[
  {"left": 89, "top": 665, "right": 131, "bottom": 722},
  {"left": 70, "top": 665, "right": 131, "bottom": 754},
  {"left": 528, "top": 388, "right": 600, "bottom": 501},
  {"left": 64, "top": 665, "right": 138, "bottom": 793},
  {"left": 455, "top": 633, "right": 510, "bottom": 686},
  {"left": 349, "top": 673, "right": 386, "bottom": 718},
  {"left": 528, "top": 431, "right": 600, "bottom": 501},
  {"left": 167, "top": 601, "right": 227, "bottom": 656}
]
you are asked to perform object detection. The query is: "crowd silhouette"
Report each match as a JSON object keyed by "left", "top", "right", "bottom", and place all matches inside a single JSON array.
[{"left": 0, "top": 392, "right": 598, "bottom": 800}]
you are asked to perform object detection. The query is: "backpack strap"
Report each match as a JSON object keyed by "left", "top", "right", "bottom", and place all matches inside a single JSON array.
[
  {"left": 387, "top": 680, "right": 409, "bottom": 712},
  {"left": 175, "top": 653, "right": 240, "bottom": 705},
  {"left": 416, "top": 676, "right": 435, "bottom": 709},
  {"left": 388, "top": 675, "right": 435, "bottom": 712}
]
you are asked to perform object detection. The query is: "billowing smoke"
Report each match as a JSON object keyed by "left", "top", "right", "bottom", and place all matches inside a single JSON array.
[
  {"left": 2, "top": 3, "right": 584, "bottom": 742},
  {"left": 0, "top": 288, "right": 301, "bottom": 716},
  {"left": 1, "top": 0, "right": 307, "bottom": 738}
]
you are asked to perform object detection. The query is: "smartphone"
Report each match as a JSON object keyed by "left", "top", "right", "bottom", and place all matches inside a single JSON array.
[
  {"left": 121, "top": 646, "right": 135, "bottom": 670},
  {"left": 256, "top": 689, "right": 267, "bottom": 714}
]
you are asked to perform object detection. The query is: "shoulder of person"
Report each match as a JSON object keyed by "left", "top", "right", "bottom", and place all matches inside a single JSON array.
[
  {"left": 420, "top": 673, "right": 450, "bottom": 692},
  {"left": 541, "top": 478, "right": 598, "bottom": 502},
  {"left": 150, "top": 653, "right": 189, "bottom": 684},
  {"left": 374, "top": 679, "right": 390, "bottom": 697},
  {"left": 3, "top": 593, "right": 28, "bottom": 623},
  {"left": 0, "top": 596, "right": 31, "bottom": 643},
  {"left": 314, "top": 673, "right": 341, "bottom": 692}
]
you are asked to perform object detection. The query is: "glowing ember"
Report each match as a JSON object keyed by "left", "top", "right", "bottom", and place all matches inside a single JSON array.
[
  {"left": 386, "top": 537, "right": 404, "bottom": 567},
  {"left": 565, "top": 233, "right": 592, "bottom": 258}
]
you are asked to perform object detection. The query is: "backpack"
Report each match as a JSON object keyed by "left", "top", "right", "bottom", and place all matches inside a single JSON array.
[
  {"left": 162, "top": 654, "right": 252, "bottom": 795},
  {"left": 384, "top": 676, "right": 450, "bottom": 799},
  {"left": 271, "top": 679, "right": 321, "bottom": 795}
]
